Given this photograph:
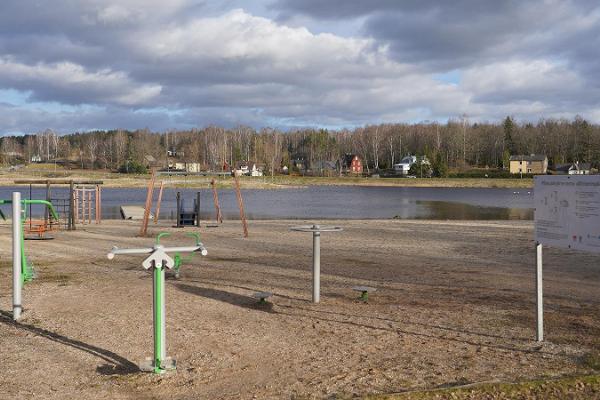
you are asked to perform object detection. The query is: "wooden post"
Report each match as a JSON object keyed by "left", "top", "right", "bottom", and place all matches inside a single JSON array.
[
  {"left": 139, "top": 170, "right": 156, "bottom": 237},
  {"left": 73, "top": 189, "right": 78, "bottom": 225},
  {"left": 154, "top": 181, "right": 164, "bottom": 224},
  {"left": 176, "top": 191, "right": 181, "bottom": 228},
  {"left": 98, "top": 185, "right": 102, "bottom": 223},
  {"left": 233, "top": 174, "right": 248, "bottom": 238},
  {"left": 81, "top": 189, "right": 86, "bottom": 225},
  {"left": 211, "top": 179, "right": 223, "bottom": 224},
  {"left": 95, "top": 185, "right": 99, "bottom": 224},
  {"left": 87, "top": 190, "right": 92, "bottom": 225}
]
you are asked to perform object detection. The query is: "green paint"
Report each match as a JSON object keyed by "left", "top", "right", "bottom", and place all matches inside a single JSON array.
[
  {"left": 156, "top": 232, "right": 200, "bottom": 279},
  {"left": 173, "top": 253, "right": 182, "bottom": 278},
  {"left": 1, "top": 199, "right": 59, "bottom": 283},
  {"left": 153, "top": 263, "right": 163, "bottom": 374},
  {"left": 156, "top": 232, "right": 171, "bottom": 244},
  {"left": 360, "top": 291, "right": 369, "bottom": 302}
]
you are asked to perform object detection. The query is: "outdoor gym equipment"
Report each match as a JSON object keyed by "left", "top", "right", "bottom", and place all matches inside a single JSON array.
[
  {"left": 1, "top": 195, "right": 59, "bottom": 284},
  {"left": 253, "top": 291, "right": 273, "bottom": 304},
  {"left": 107, "top": 233, "right": 208, "bottom": 374},
  {"left": 352, "top": 286, "right": 377, "bottom": 302},
  {"left": 155, "top": 232, "right": 202, "bottom": 278},
  {"left": 12, "top": 192, "right": 22, "bottom": 320},
  {"left": 290, "top": 224, "right": 343, "bottom": 303}
]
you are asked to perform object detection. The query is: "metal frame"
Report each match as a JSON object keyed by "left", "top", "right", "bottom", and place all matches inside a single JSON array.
[{"left": 107, "top": 233, "right": 207, "bottom": 373}]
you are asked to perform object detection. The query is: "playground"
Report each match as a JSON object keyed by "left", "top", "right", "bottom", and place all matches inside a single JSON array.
[{"left": 1, "top": 218, "right": 599, "bottom": 399}]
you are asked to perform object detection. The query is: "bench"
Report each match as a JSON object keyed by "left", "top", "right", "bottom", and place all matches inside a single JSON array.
[{"left": 352, "top": 286, "right": 377, "bottom": 302}]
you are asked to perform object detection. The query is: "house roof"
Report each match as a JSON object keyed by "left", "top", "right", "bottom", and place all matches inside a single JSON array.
[
  {"left": 554, "top": 162, "right": 591, "bottom": 172},
  {"left": 509, "top": 154, "right": 547, "bottom": 162}
]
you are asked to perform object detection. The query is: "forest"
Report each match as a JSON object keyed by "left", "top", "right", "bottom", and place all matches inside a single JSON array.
[{"left": 1, "top": 116, "right": 599, "bottom": 176}]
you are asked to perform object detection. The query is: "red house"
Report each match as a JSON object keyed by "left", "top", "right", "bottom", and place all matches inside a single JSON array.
[{"left": 342, "top": 154, "right": 363, "bottom": 174}]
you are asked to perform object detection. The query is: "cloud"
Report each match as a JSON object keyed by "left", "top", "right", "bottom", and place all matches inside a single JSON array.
[
  {"left": 1, "top": 1, "right": 600, "bottom": 133},
  {"left": 0, "top": 57, "right": 161, "bottom": 106}
]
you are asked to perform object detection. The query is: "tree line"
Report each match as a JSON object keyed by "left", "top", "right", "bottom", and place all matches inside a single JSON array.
[{"left": 1, "top": 116, "right": 599, "bottom": 175}]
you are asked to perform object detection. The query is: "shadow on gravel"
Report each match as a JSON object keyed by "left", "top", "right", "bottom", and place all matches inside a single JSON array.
[
  {"left": 0, "top": 310, "right": 138, "bottom": 375},
  {"left": 173, "top": 283, "right": 275, "bottom": 313}
]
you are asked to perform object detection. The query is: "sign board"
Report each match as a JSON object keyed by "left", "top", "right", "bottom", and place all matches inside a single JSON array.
[{"left": 534, "top": 175, "right": 600, "bottom": 253}]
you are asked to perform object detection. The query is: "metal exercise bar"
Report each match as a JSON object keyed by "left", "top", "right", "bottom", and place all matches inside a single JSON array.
[
  {"left": 290, "top": 224, "right": 343, "bottom": 303},
  {"left": 107, "top": 236, "right": 207, "bottom": 374}
]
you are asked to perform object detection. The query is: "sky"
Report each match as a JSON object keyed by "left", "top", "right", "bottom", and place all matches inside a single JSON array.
[{"left": 1, "top": 0, "right": 599, "bottom": 134}]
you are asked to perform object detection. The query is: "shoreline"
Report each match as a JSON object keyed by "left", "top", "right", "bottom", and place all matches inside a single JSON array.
[{"left": 0, "top": 169, "right": 534, "bottom": 189}]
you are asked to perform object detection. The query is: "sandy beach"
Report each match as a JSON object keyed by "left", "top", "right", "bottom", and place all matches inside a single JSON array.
[{"left": 1, "top": 219, "right": 599, "bottom": 399}]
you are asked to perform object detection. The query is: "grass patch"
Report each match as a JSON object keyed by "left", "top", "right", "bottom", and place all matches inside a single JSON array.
[
  {"left": 38, "top": 272, "right": 73, "bottom": 285},
  {"left": 582, "top": 352, "right": 600, "bottom": 371},
  {"left": 1, "top": 169, "right": 534, "bottom": 189},
  {"left": 368, "top": 374, "right": 600, "bottom": 400}
]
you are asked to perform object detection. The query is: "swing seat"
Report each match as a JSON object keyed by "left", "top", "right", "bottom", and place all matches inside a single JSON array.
[{"left": 24, "top": 219, "right": 56, "bottom": 239}]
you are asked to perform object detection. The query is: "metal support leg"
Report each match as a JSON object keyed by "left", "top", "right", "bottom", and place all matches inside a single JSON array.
[
  {"left": 312, "top": 225, "right": 320, "bottom": 303},
  {"left": 196, "top": 192, "right": 201, "bottom": 227},
  {"left": 176, "top": 192, "right": 181, "bottom": 228},
  {"left": 536, "top": 243, "right": 543, "bottom": 342},
  {"left": 12, "top": 192, "right": 22, "bottom": 320}
]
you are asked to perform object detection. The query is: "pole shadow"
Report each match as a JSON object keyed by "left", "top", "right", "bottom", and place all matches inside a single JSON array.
[
  {"left": 0, "top": 310, "right": 138, "bottom": 375},
  {"left": 172, "top": 283, "right": 275, "bottom": 313}
]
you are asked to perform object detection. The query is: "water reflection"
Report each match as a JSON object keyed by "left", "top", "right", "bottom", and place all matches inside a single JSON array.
[{"left": 410, "top": 201, "right": 533, "bottom": 220}]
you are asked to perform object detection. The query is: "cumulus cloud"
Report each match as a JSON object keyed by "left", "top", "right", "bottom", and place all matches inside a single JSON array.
[
  {"left": 0, "top": 0, "right": 600, "bottom": 134},
  {"left": 0, "top": 58, "right": 161, "bottom": 106}
]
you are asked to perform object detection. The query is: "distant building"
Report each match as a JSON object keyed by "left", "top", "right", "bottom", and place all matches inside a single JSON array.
[
  {"left": 341, "top": 154, "right": 363, "bottom": 174},
  {"left": 393, "top": 155, "right": 417, "bottom": 175},
  {"left": 312, "top": 160, "right": 338, "bottom": 176},
  {"left": 169, "top": 161, "right": 203, "bottom": 173},
  {"left": 144, "top": 154, "right": 161, "bottom": 168},
  {"left": 553, "top": 162, "right": 591, "bottom": 175},
  {"left": 509, "top": 154, "right": 548, "bottom": 174},
  {"left": 291, "top": 158, "right": 308, "bottom": 173},
  {"left": 233, "top": 162, "right": 264, "bottom": 177},
  {"left": 31, "top": 154, "right": 42, "bottom": 163}
]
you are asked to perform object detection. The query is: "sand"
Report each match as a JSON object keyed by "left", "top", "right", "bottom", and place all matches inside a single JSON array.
[{"left": 0, "top": 219, "right": 599, "bottom": 399}]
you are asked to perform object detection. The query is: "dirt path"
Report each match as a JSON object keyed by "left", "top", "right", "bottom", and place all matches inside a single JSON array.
[{"left": 0, "top": 220, "right": 598, "bottom": 399}]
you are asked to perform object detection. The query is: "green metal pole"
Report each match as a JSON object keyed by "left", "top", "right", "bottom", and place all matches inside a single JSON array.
[{"left": 153, "top": 266, "right": 166, "bottom": 374}]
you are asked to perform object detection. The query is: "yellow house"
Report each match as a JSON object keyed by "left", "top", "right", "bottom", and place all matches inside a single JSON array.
[{"left": 509, "top": 154, "right": 548, "bottom": 174}]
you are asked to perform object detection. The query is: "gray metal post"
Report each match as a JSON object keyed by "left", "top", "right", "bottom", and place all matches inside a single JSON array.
[
  {"left": 536, "top": 242, "right": 543, "bottom": 342},
  {"left": 176, "top": 192, "right": 181, "bottom": 227},
  {"left": 290, "top": 224, "right": 342, "bottom": 304},
  {"left": 312, "top": 225, "right": 321, "bottom": 303},
  {"left": 12, "top": 192, "right": 22, "bottom": 320}
]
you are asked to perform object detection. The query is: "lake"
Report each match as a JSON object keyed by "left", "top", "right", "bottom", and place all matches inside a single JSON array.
[{"left": 0, "top": 185, "right": 534, "bottom": 220}]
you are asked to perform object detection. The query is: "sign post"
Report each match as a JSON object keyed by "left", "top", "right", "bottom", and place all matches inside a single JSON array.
[
  {"left": 534, "top": 175, "right": 600, "bottom": 341},
  {"left": 535, "top": 242, "right": 543, "bottom": 341}
]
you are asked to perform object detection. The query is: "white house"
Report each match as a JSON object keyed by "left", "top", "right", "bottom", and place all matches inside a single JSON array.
[
  {"left": 250, "top": 164, "right": 263, "bottom": 177},
  {"left": 393, "top": 155, "right": 417, "bottom": 175}
]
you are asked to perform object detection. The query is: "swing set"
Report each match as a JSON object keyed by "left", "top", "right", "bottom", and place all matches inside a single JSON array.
[{"left": 0, "top": 198, "right": 59, "bottom": 283}]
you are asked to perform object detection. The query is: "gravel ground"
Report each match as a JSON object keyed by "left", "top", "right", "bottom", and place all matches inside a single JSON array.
[{"left": 0, "top": 219, "right": 599, "bottom": 399}]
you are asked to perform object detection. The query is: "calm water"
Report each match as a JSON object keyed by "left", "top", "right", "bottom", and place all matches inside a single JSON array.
[{"left": 0, "top": 185, "right": 534, "bottom": 220}]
